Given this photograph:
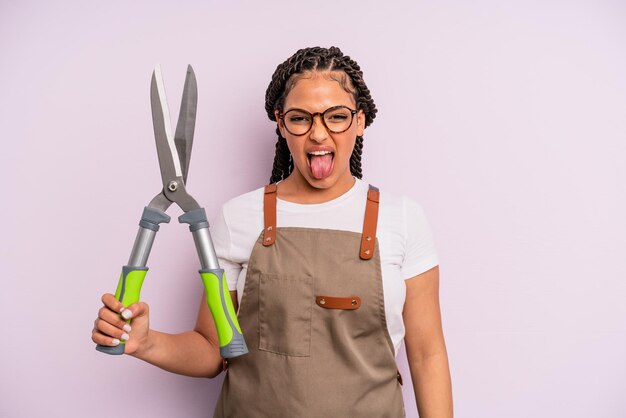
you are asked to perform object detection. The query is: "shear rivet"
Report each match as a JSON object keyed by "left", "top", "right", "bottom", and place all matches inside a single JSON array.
[
  {"left": 352, "top": 299, "right": 357, "bottom": 305},
  {"left": 364, "top": 249, "right": 371, "bottom": 255},
  {"left": 265, "top": 237, "right": 271, "bottom": 242},
  {"left": 319, "top": 298, "right": 326, "bottom": 305},
  {"left": 168, "top": 181, "right": 178, "bottom": 192},
  {"left": 267, "top": 226, "right": 273, "bottom": 231},
  {"left": 366, "top": 236, "right": 372, "bottom": 241}
]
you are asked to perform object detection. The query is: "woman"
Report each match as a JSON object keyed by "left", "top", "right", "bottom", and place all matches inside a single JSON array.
[{"left": 92, "top": 46, "right": 453, "bottom": 417}]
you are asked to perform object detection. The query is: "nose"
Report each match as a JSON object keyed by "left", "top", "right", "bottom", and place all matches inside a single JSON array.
[{"left": 309, "top": 114, "right": 329, "bottom": 143}]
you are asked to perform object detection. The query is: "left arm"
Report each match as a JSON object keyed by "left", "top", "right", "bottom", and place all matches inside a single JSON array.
[{"left": 403, "top": 265, "right": 453, "bottom": 417}]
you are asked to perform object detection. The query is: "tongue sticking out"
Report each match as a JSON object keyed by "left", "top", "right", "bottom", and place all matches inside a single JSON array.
[{"left": 309, "top": 154, "right": 333, "bottom": 179}]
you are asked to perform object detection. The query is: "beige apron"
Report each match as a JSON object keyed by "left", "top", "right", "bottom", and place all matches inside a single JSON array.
[{"left": 213, "top": 184, "right": 405, "bottom": 418}]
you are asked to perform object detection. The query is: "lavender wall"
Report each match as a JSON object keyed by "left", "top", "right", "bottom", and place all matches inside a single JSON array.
[{"left": 1, "top": 1, "right": 624, "bottom": 417}]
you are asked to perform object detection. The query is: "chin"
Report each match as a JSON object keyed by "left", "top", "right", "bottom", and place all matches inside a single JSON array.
[{"left": 306, "top": 177, "right": 336, "bottom": 189}]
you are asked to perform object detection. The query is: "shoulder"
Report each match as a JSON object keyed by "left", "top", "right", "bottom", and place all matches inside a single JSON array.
[
  {"left": 213, "top": 186, "right": 267, "bottom": 263},
  {"left": 374, "top": 186, "right": 438, "bottom": 277},
  {"left": 217, "top": 186, "right": 266, "bottom": 241},
  {"left": 376, "top": 186, "right": 433, "bottom": 249},
  {"left": 220, "top": 186, "right": 265, "bottom": 219},
  {"left": 377, "top": 187, "right": 426, "bottom": 225}
]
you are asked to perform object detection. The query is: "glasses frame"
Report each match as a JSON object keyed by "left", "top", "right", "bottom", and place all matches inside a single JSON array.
[{"left": 279, "top": 105, "right": 358, "bottom": 136}]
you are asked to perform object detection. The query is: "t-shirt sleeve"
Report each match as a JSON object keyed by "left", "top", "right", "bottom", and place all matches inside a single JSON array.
[
  {"left": 401, "top": 196, "right": 439, "bottom": 280},
  {"left": 210, "top": 206, "right": 243, "bottom": 291}
]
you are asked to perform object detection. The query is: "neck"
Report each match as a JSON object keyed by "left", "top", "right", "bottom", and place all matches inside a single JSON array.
[{"left": 277, "top": 170, "right": 356, "bottom": 204}]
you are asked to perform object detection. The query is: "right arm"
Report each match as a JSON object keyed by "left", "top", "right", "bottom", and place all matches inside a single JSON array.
[{"left": 91, "top": 290, "right": 239, "bottom": 378}]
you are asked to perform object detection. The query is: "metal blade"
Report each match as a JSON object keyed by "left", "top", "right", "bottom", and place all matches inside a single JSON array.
[
  {"left": 147, "top": 191, "right": 173, "bottom": 212},
  {"left": 151, "top": 65, "right": 183, "bottom": 190},
  {"left": 174, "top": 65, "right": 198, "bottom": 184}
]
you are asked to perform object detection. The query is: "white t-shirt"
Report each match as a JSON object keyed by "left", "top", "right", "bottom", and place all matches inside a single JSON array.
[{"left": 210, "top": 178, "right": 439, "bottom": 355}]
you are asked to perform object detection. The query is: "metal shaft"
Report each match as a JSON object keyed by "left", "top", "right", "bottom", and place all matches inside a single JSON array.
[
  {"left": 190, "top": 227, "right": 220, "bottom": 270},
  {"left": 127, "top": 227, "right": 157, "bottom": 267}
]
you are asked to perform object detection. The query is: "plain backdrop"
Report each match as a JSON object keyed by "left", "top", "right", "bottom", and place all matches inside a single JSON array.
[{"left": 1, "top": 1, "right": 625, "bottom": 417}]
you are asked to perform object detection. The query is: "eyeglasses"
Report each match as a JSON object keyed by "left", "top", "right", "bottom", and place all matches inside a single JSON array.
[{"left": 279, "top": 105, "right": 358, "bottom": 136}]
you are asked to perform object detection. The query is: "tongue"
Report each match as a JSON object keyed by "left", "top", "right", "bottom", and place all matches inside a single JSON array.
[{"left": 310, "top": 154, "right": 333, "bottom": 179}]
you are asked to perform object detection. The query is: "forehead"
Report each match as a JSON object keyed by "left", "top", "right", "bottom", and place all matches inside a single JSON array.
[{"left": 283, "top": 73, "right": 356, "bottom": 111}]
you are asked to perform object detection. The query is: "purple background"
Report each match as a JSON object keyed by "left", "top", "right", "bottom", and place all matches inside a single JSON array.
[{"left": 1, "top": 1, "right": 625, "bottom": 417}]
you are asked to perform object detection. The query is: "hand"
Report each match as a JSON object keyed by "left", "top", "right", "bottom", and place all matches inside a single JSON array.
[{"left": 91, "top": 293, "right": 151, "bottom": 356}]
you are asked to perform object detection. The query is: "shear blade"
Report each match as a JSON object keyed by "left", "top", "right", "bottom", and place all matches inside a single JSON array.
[
  {"left": 151, "top": 64, "right": 183, "bottom": 189},
  {"left": 174, "top": 65, "right": 198, "bottom": 184}
]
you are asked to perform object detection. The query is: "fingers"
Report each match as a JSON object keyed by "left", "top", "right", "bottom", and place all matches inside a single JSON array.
[
  {"left": 95, "top": 318, "right": 130, "bottom": 341},
  {"left": 97, "top": 304, "right": 126, "bottom": 327},
  {"left": 118, "top": 301, "right": 149, "bottom": 321},
  {"left": 98, "top": 293, "right": 148, "bottom": 322},
  {"left": 91, "top": 323, "right": 124, "bottom": 346},
  {"left": 94, "top": 293, "right": 135, "bottom": 346},
  {"left": 92, "top": 312, "right": 126, "bottom": 346},
  {"left": 93, "top": 293, "right": 150, "bottom": 349},
  {"left": 101, "top": 293, "right": 125, "bottom": 313}
]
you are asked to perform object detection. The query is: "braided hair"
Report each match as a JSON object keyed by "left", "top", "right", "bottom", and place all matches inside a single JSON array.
[{"left": 265, "top": 47, "right": 378, "bottom": 184}]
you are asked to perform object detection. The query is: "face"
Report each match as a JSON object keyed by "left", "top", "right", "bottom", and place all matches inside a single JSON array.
[{"left": 275, "top": 72, "right": 365, "bottom": 192}]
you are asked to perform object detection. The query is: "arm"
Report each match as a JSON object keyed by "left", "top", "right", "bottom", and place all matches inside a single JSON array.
[
  {"left": 403, "top": 266, "right": 453, "bottom": 417},
  {"left": 93, "top": 290, "right": 238, "bottom": 378},
  {"left": 133, "top": 290, "right": 239, "bottom": 378}
]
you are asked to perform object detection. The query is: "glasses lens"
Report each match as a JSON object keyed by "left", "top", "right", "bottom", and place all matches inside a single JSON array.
[
  {"left": 284, "top": 110, "right": 312, "bottom": 135},
  {"left": 324, "top": 107, "right": 353, "bottom": 133}
]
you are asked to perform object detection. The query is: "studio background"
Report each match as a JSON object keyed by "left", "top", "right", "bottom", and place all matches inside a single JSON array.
[{"left": 1, "top": 1, "right": 624, "bottom": 417}]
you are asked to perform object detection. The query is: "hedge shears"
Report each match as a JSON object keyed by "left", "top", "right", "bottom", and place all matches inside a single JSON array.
[{"left": 95, "top": 65, "right": 248, "bottom": 358}]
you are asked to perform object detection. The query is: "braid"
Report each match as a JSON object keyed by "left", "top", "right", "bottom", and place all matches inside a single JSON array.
[
  {"left": 265, "top": 46, "right": 377, "bottom": 183},
  {"left": 350, "top": 135, "right": 364, "bottom": 179},
  {"left": 270, "top": 130, "right": 293, "bottom": 184}
]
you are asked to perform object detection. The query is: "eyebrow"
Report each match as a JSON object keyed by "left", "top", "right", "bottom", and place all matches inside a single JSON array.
[{"left": 282, "top": 105, "right": 353, "bottom": 114}]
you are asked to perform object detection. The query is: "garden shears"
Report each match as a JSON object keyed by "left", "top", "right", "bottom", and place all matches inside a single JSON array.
[{"left": 95, "top": 65, "right": 248, "bottom": 358}]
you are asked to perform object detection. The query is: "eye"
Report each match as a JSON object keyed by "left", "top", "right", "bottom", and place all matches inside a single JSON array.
[
  {"left": 327, "top": 114, "right": 348, "bottom": 121},
  {"left": 287, "top": 113, "right": 311, "bottom": 124},
  {"left": 325, "top": 110, "right": 350, "bottom": 123}
]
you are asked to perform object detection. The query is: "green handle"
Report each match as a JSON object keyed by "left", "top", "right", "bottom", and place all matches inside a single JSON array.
[
  {"left": 201, "top": 269, "right": 248, "bottom": 358},
  {"left": 96, "top": 266, "right": 148, "bottom": 355}
]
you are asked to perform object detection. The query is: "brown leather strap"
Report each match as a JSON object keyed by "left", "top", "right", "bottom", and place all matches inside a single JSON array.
[
  {"left": 315, "top": 296, "right": 361, "bottom": 310},
  {"left": 263, "top": 184, "right": 277, "bottom": 246},
  {"left": 360, "top": 185, "right": 380, "bottom": 260},
  {"left": 222, "top": 358, "right": 229, "bottom": 372},
  {"left": 397, "top": 369, "right": 403, "bottom": 385}
]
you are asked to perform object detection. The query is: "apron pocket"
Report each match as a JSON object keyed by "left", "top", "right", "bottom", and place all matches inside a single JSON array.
[{"left": 259, "top": 273, "right": 313, "bottom": 357}]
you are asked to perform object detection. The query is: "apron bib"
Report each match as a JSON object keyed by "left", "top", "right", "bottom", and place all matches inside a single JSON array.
[{"left": 213, "top": 184, "right": 405, "bottom": 418}]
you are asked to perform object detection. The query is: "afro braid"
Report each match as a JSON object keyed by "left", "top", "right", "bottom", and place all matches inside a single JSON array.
[{"left": 265, "top": 47, "right": 377, "bottom": 184}]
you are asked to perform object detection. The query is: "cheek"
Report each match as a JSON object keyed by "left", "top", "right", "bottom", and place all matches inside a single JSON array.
[
  {"left": 338, "top": 136, "right": 357, "bottom": 158},
  {"left": 284, "top": 138, "right": 304, "bottom": 160}
]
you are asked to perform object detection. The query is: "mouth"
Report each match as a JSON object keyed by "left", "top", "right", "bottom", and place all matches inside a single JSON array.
[{"left": 306, "top": 150, "right": 335, "bottom": 180}]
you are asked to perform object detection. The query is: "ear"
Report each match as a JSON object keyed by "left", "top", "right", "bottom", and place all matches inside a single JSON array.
[
  {"left": 356, "top": 109, "right": 365, "bottom": 136},
  {"left": 274, "top": 110, "right": 286, "bottom": 138}
]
